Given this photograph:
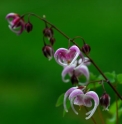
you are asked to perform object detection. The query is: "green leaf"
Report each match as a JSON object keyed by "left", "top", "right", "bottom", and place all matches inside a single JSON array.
[
  {"left": 63, "top": 100, "right": 70, "bottom": 117},
  {"left": 105, "top": 72, "right": 116, "bottom": 83},
  {"left": 88, "top": 72, "right": 116, "bottom": 89},
  {"left": 56, "top": 93, "right": 64, "bottom": 107},
  {"left": 97, "top": 72, "right": 116, "bottom": 83},
  {"left": 117, "top": 74, "right": 122, "bottom": 84},
  {"left": 90, "top": 72, "right": 97, "bottom": 81},
  {"left": 106, "top": 99, "right": 122, "bottom": 124}
]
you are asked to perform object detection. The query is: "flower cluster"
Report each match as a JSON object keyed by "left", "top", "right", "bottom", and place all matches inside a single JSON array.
[
  {"left": 6, "top": 13, "right": 33, "bottom": 35},
  {"left": 54, "top": 45, "right": 90, "bottom": 85},
  {"left": 54, "top": 45, "right": 100, "bottom": 119},
  {"left": 6, "top": 12, "right": 112, "bottom": 121}
]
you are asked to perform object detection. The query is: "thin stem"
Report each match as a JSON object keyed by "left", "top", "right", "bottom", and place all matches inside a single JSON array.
[
  {"left": 68, "top": 39, "right": 71, "bottom": 49},
  {"left": 101, "top": 81, "right": 106, "bottom": 92},
  {"left": 22, "top": 13, "right": 122, "bottom": 100},
  {"left": 84, "top": 107, "right": 97, "bottom": 124},
  {"left": 98, "top": 107, "right": 105, "bottom": 124},
  {"left": 72, "top": 36, "right": 86, "bottom": 44},
  {"left": 87, "top": 80, "right": 106, "bottom": 86},
  {"left": 93, "top": 82, "right": 105, "bottom": 124},
  {"left": 115, "top": 95, "right": 119, "bottom": 124}
]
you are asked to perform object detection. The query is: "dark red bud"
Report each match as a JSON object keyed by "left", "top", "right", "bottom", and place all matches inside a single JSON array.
[
  {"left": 50, "top": 37, "right": 55, "bottom": 45},
  {"left": 43, "top": 28, "right": 53, "bottom": 37},
  {"left": 42, "top": 45, "right": 54, "bottom": 60},
  {"left": 81, "top": 44, "right": 91, "bottom": 54},
  {"left": 100, "top": 93, "right": 110, "bottom": 110},
  {"left": 25, "top": 22, "right": 33, "bottom": 33},
  {"left": 70, "top": 74, "right": 78, "bottom": 85}
]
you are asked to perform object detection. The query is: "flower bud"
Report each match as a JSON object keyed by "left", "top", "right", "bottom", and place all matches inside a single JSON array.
[
  {"left": 100, "top": 93, "right": 110, "bottom": 111},
  {"left": 81, "top": 44, "right": 91, "bottom": 54},
  {"left": 70, "top": 74, "right": 78, "bottom": 85},
  {"left": 42, "top": 45, "right": 54, "bottom": 60},
  {"left": 43, "top": 28, "right": 53, "bottom": 38},
  {"left": 25, "top": 22, "right": 33, "bottom": 33},
  {"left": 50, "top": 37, "right": 55, "bottom": 45}
]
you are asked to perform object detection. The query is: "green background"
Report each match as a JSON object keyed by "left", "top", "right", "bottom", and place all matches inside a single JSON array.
[{"left": 0, "top": 0, "right": 122, "bottom": 124}]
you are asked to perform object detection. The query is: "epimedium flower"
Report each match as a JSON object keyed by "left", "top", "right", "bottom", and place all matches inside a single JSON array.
[
  {"left": 63, "top": 86, "right": 85, "bottom": 112},
  {"left": 54, "top": 45, "right": 81, "bottom": 67},
  {"left": 54, "top": 45, "right": 90, "bottom": 85},
  {"left": 6, "top": 13, "right": 25, "bottom": 35},
  {"left": 64, "top": 87, "right": 99, "bottom": 120},
  {"left": 62, "top": 64, "right": 89, "bottom": 85},
  {"left": 54, "top": 45, "right": 90, "bottom": 67}
]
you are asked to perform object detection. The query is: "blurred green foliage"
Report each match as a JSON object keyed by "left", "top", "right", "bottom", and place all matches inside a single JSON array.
[{"left": 1, "top": 0, "right": 122, "bottom": 124}]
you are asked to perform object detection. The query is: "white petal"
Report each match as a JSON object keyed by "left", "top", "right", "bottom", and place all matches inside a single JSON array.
[
  {"left": 6, "top": 13, "right": 17, "bottom": 25},
  {"left": 54, "top": 48, "right": 68, "bottom": 67},
  {"left": 70, "top": 98, "right": 78, "bottom": 115},
  {"left": 69, "top": 89, "right": 84, "bottom": 115},
  {"left": 63, "top": 87, "right": 77, "bottom": 112},
  {"left": 75, "top": 65, "right": 89, "bottom": 85},
  {"left": 69, "top": 45, "right": 80, "bottom": 66},
  {"left": 69, "top": 89, "right": 83, "bottom": 100},
  {"left": 84, "top": 57, "right": 91, "bottom": 65},
  {"left": 85, "top": 91, "right": 99, "bottom": 120},
  {"left": 61, "top": 65, "right": 75, "bottom": 83}
]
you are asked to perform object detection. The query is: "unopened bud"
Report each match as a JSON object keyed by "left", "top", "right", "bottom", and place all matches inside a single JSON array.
[
  {"left": 70, "top": 74, "right": 78, "bottom": 85},
  {"left": 50, "top": 37, "right": 55, "bottom": 45},
  {"left": 42, "top": 45, "right": 54, "bottom": 60},
  {"left": 81, "top": 44, "right": 91, "bottom": 54},
  {"left": 100, "top": 93, "right": 110, "bottom": 111},
  {"left": 25, "top": 22, "right": 33, "bottom": 33},
  {"left": 43, "top": 28, "right": 53, "bottom": 38}
]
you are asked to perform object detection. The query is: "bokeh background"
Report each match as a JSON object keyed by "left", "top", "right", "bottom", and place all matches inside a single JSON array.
[{"left": 0, "top": 0, "right": 122, "bottom": 124}]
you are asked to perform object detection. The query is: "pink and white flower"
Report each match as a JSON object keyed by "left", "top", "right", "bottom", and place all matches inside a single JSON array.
[
  {"left": 62, "top": 64, "right": 89, "bottom": 85},
  {"left": 6, "top": 13, "right": 25, "bottom": 35},
  {"left": 64, "top": 87, "right": 99, "bottom": 120},
  {"left": 54, "top": 45, "right": 90, "bottom": 85},
  {"left": 54, "top": 45, "right": 81, "bottom": 67}
]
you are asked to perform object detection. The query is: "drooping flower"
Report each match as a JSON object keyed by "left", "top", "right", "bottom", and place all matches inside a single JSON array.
[
  {"left": 6, "top": 13, "right": 25, "bottom": 35},
  {"left": 62, "top": 64, "right": 89, "bottom": 85},
  {"left": 54, "top": 45, "right": 90, "bottom": 85},
  {"left": 64, "top": 87, "right": 99, "bottom": 120},
  {"left": 63, "top": 86, "right": 86, "bottom": 112},
  {"left": 54, "top": 45, "right": 81, "bottom": 67},
  {"left": 100, "top": 92, "right": 110, "bottom": 111},
  {"left": 54, "top": 45, "right": 90, "bottom": 67}
]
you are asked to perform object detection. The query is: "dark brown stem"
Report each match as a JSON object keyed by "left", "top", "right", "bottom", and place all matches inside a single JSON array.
[
  {"left": 23, "top": 13, "right": 122, "bottom": 100},
  {"left": 72, "top": 36, "right": 86, "bottom": 44},
  {"left": 98, "top": 107, "right": 105, "bottom": 124}
]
